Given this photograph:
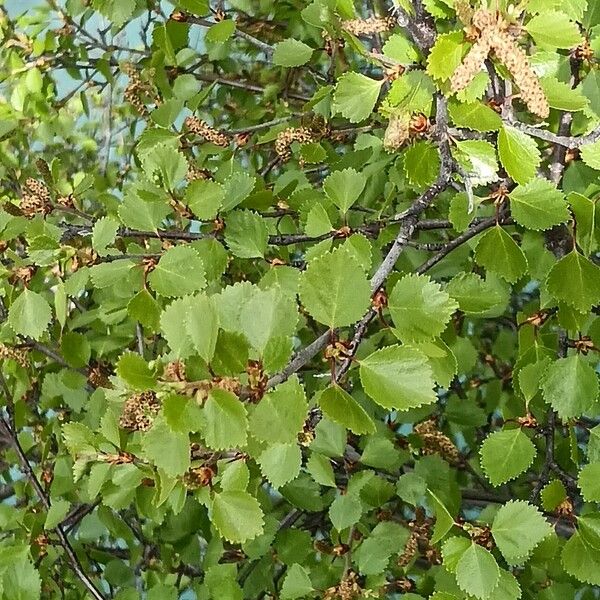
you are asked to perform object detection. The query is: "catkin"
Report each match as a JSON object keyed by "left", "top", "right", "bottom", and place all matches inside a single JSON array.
[
  {"left": 184, "top": 116, "right": 229, "bottom": 147},
  {"left": 20, "top": 177, "right": 52, "bottom": 217},
  {"left": 383, "top": 113, "right": 410, "bottom": 151},
  {"left": 275, "top": 127, "right": 314, "bottom": 161},
  {"left": 119, "top": 391, "right": 161, "bottom": 432},
  {"left": 342, "top": 16, "right": 395, "bottom": 36},
  {"left": 450, "top": 9, "right": 549, "bottom": 119}
]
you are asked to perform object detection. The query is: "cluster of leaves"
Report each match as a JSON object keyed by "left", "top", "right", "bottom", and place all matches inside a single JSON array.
[{"left": 2, "top": 0, "right": 600, "bottom": 598}]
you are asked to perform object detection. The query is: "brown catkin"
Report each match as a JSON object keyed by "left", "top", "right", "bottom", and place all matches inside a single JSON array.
[
  {"left": 414, "top": 419, "right": 460, "bottom": 464},
  {"left": 274, "top": 127, "right": 314, "bottom": 161},
  {"left": 186, "top": 163, "right": 210, "bottom": 182},
  {"left": 20, "top": 177, "right": 52, "bottom": 217},
  {"left": 119, "top": 391, "right": 161, "bottom": 432},
  {"left": 184, "top": 116, "right": 229, "bottom": 147},
  {"left": 0, "top": 344, "right": 30, "bottom": 368},
  {"left": 342, "top": 16, "right": 395, "bottom": 36}
]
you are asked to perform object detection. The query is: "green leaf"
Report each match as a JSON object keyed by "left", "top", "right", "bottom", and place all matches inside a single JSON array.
[
  {"left": 323, "top": 168, "right": 366, "bottom": 213},
  {"left": 258, "top": 442, "right": 302, "bottom": 488},
  {"left": 280, "top": 564, "right": 313, "bottom": 599},
  {"left": 526, "top": 11, "right": 582, "bottom": 49},
  {"left": 426, "top": 32, "right": 465, "bottom": 81},
  {"left": 148, "top": 245, "right": 206, "bottom": 297},
  {"left": 562, "top": 531, "right": 600, "bottom": 586},
  {"left": 429, "top": 489, "right": 455, "bottom": 544},
  {"left": 498, "top": 126, "right": 541, "bottom": 185},
  {"left": 91, "top": 216, "right": 119, "bottom": 256},
  {"left": 221, "top": 173, "right": 256, "bottom": 211},
  {"left": 186, "top": 179, "right": 224, "bottom": 220},
  {"left": 205, "top": 19, "right": 235, "bottom": 43},
  {"left": 580, "top": 139, "right": 600, "bottom": 170},
  {"left": 579, "top": 513, "right": 600, "bottom": 549},
  {"left": 142, "top": 418, "right": 190, "bottom": 476},
  {"left": 545, "top": 250, "right": 600, "bottom": 313},
  {"left": 403, "top": 141, "right": 440, "bottom": 188},
  {"left": 540, "top": 76, "right": 589, "bottom": 111},
  {"left": 509, "top": 179, "right": 569, "bottom": 231},
  {"left": 239, "top": 287, "right": 298, "bottom": 354},
  {"left": 224, "top": 210, "right": 269, "bottom": 258},
  {"left": 386, "top": 70, "right": 436, "bottom": 113},
  {"left": 160, "top": 296, "right": 195, "bottom": 358},
  {"left": 203, "top": 389, "right": 248, "bottom": 450},
  {"left": 446, "top": 272, "right": 507, "bottom": 316},
  {"left": 128, "top": 289, "right": 161, "bottom": 331},
  {"left": 540, "top": 355, "right": 599, "bottom": 419},
  {"left": 8, "top": 289, "right": 52, "bottom": 340},
  {"left": 388, "top": 273, "right": 458, "bottom": 341},
  {"left": 299, "top": 246, "right": 371, "bottom": 328},
  {"left": 333, "top": 72, "right": 383, "bottom": 123},
  {"left": 569, "top": 192, "right": 599, "bottom": 256},
  {"left": 249, "top": 377, "right": 307, "bottom": 444},
  {"left": 306, "top": 452, "right": 336, "bottom": 487},
  {"left": 90, "top": 260, "right": 135, "bottom": 289},
  {"left": 491, "top": 500, "right": 553, "bottom": 565},
  {"left": 329, "top": 493, "right": 362, "bottom": 531},
  {"left": 453, "top": 139, "right": 499, "bottom": 187},
  {"left": 118, "top": 189, "right": 170, "bottom": 231},
  {"left": 480, "top": 428, "right": 536, "bottom": 486},
  {"left": 449, "top": 101, "right": 502, "bottom": 132},
  {"left": 354, "top": 521, "right": 409, "bottom": 575},
  {"left": 116, "top": 352, "right": 156, "bottom": 390},
  {"left": 360, "top": 345, "right": 437, "bottom": 411},
  {"left": 273, "top": 39, "right": 313, "bottom": 67},
  {"left": 44, "top": 499, "right": 70, "bottom": 530},
  {"left": 92, "top": 0, "right": 135, "bottom": 27},
  {"left": 455, "top": 543, "right": 500, "bottom": 600},
  {"left": 212, "top": 491, "right": 264, "bottom": 543},
  {"left": 474, "top": 226, "right": 528, "bottom": 283},
  {"left": 185, "top": 293, "right": 219, "bottom": 363},
  {"left": 578, "top": 463, "right": 600, "bottom": 502},
  {"left": 315, "top": 385, "right": 376, "bottom": 435}
]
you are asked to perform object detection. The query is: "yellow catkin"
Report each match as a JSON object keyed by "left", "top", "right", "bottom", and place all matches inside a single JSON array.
[
  {"left": 383, "top": 113, "right": 410, "bottom": 151},
  {"left": 184, "top": 116, "right": 229, "bottom": 147},
  {"left": 414, "top": 419, "right": 460, "bottom": 464},
  {"left": 0, "top": 343, "right": 30, "bottom": 368},
  {"left": 450, "top": 9, "right": 549, "bottom": 119},
  {"left": 489, "top": 29, "right": 549, "bottom": 118},
  {"left": 274, "top": 127, "right": 315, "bottom": 161},
  {"left": 342, "top": 16, "right": 395, "bottom": 36},
  {"left": 20, "top": 177, "right": 52, "bottom": 217}
]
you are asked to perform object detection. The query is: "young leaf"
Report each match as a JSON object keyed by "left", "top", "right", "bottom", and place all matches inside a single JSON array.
[
  {"left": 540, "top": 355, "right": 599, "bottom": 420},
  {"left": 333, "top": 73, "right": 383, "bottom": 123},
  {"left": 203, "top": 389, "right": 248, "bottom": 450},
  {"left": 315, "top": 385, "right": 376, "bottom": 435},
  {"left": 491, "top": 500, "right": 553, "bottom": 565},
  {"left": 323, "top": 168, "right": 366, "bottom": 214},
  {"left": 212, "top": 490, "right": 264, "bottom": 543},
  {"left": 388, "top": 273, "right": 458, "bottom": 341},
  {"left": 360, "top": 345, "right": 437, "bottom": 411},
  {"left": 299, "top": 247, "right": 371, "bottom": 328},
  {"left": 147, "top": 245, "right": 206, "bottom": 297},
  {"left": 509, "top": 179, "right": 569, "bottom": 231},
  {"left": 8, "top": 289, "right": 52, "bottom": 340},
  {"left": 545, "top": 250, "right": 600, "bottom": 313},
  {"left": 474, "top": 226, "right": 528, "bottom": 283},
  {"left": 498, "top": 126, "right": 541, "bottom": 185},
  {"left": 455, "top": 543, "right": 500, "bottom": 600},
  {"left": 480, "top": 428, "right": 536, "bottom": 486},
  {"left": 258, "top": 442, "right": 302, "bottom": 488},
  {"left": 273, "top": 39, "right": 313, "bottom": 67}
]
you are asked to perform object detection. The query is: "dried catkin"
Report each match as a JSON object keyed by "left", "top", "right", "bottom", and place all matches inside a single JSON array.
[
  {"left": 20, "top": 177, "right": 52, "bottom": 217},
  {"left": 119, "top": 391, "right": 161, "bottom": 432},
  {"left": 342, "top": 16, "right": 395, "bottom": 36},
  {"left": 383, "top": 113, "right": 410, "bottom": 151},
  {"left": 274, "top": 127, "right": 314, "bottom": 161},
  {"left": 414, "top": 419, "right": 460, "bottom": 464},
  {"left": 0, "top": 343, "right": 30, "bottom": 368},
  {"left": 184, "top": 116, "right": 229, "bottom": 147}
]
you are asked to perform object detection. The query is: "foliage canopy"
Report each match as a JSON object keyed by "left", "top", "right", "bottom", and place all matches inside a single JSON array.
[{"left": 1, "top": 0, "right": 600, "bottom": 598}]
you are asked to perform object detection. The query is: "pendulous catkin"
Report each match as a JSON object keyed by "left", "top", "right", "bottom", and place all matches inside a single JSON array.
[
  {"left": 275, "top": 127, "right": 315, "bottom": 161},
  {"left": 450, "top": 9, "right": 549, "bottom": 119},
  {"left": 20, "top": 177, "right": 52, "bottom": 217},
  {"left": 342, "top": 16, "right": 395, "bottom": 36},
  {"left": 184, "top": 116, "right": 229, "bottom": 147}
]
